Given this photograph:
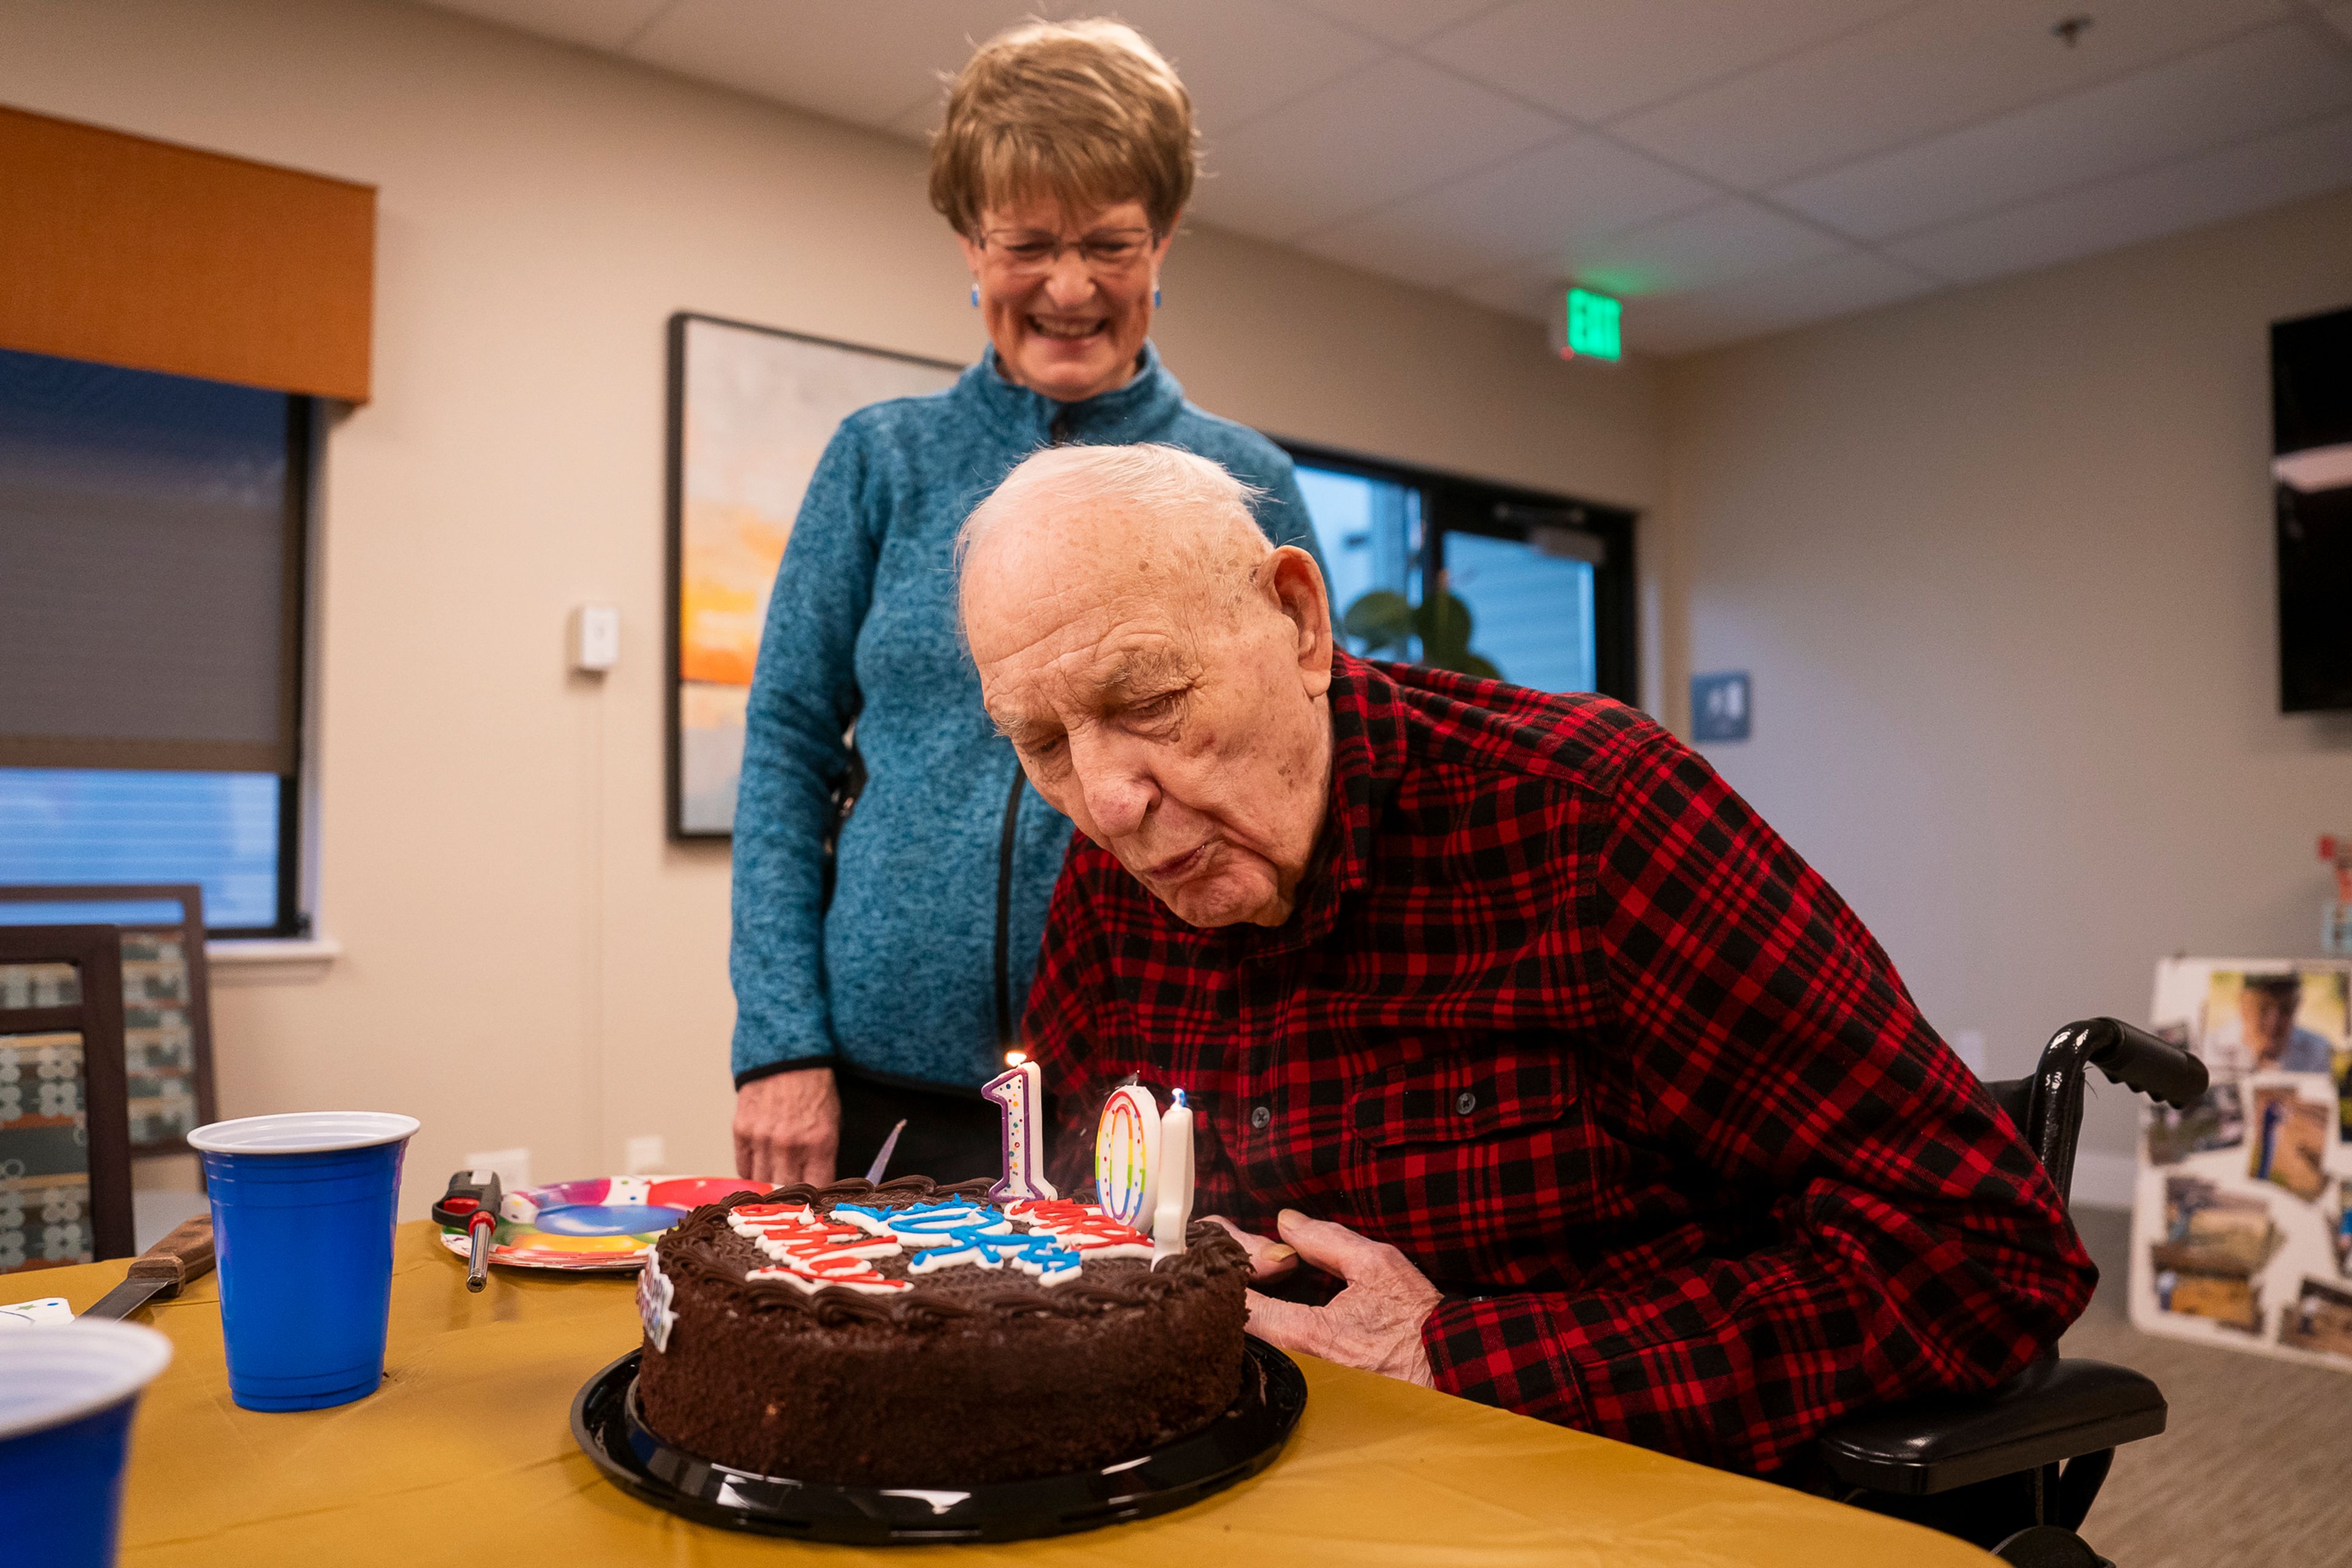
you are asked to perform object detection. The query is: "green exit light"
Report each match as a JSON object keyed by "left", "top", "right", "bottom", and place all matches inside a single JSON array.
[{"left": 1564, "top": 288, "right": 1621, "bottom": 361}]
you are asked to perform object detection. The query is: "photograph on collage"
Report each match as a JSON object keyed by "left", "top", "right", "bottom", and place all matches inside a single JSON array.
[
  {"left": 2277, "top": 1277, "right": 2352, "bottom": 1358},
  {"left": 2151, "top": 1175, "right": 2283, "bottom": 1333},
  {"left": 2199, "top": 970, "right": 2348, "bottom": 1076},
  {"left": 2146, "top": 1078, "right": 2247, "bottom": 1164},
  {"left": 2248, "top": 1087, "right": 2332, "bottom": 1201}
]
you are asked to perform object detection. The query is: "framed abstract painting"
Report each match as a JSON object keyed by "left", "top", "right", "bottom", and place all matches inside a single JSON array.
[{"left": 666, "top": 313, "right": 960, "bottom": 839}]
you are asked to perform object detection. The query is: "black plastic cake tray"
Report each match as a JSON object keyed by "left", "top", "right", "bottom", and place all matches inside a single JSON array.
[{"left": 570, "top": 1338, "right": 1306, "bottom": 1545}]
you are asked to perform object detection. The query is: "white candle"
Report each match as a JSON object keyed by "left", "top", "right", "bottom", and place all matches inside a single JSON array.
[
  {"left": 1094, "top": 1084, "right": 1161, "bottom": 1231},
  {"left": 1152, "top": 1089, "right": 1195, "bottom": 1257},
  {"left": 983, "top": 1054, "right": 1058, "bottom": 1204}
]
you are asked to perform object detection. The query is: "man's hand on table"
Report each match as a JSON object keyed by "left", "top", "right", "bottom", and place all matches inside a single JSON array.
[
  {"left": 733, "top": 1067, "right": 841, "bottom": 1187},
  {"left": 1208, "top": 1210, "right": 1441, "bottom": 1387}
]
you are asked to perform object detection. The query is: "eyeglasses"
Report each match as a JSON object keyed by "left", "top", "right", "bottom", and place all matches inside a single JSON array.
[{"left": 978, "top": 227, "right": 1158, "bottom": 277}]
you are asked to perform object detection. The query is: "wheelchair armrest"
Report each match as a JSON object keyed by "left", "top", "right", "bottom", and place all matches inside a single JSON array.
[{"left": 1818, "top": 1357, "right": 2166, "bottom": 1496}]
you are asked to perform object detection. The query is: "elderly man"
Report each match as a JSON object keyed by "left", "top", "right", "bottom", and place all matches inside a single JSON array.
[{"left": 957, "top": 443, "right": 2094, "bottom": 1478}]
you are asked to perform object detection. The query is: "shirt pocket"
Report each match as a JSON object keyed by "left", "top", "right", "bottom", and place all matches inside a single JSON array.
[{"left": 1341, "top": 1049, "right": 1585, "bottom": 1286}]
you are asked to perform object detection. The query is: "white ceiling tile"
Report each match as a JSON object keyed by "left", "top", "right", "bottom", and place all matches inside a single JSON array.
[
  {"left": 1884, "top": 108, "right": 2352, "bottom": 282},
  {"left": 1618, "top": 248, "right": 1937, "bottom": 355},
  {"left": 888, "top": 92, "right": 941, "bottom": 143},
  {"left": 412, "top": 0, "right": 675, "bottom": 52},
  {"left": 1613, "top": 0, "right": 2289, "bottom": 189},
  {"left": 1292, "top": 132, "right": 1714, "bottom": 288},
  {"left": 1283, "top": 0, "right": 1503, "bottom": 48},
  {"left": 1418, "top": 0, "right": 1917, "bottom": 124},
  {"left": 625, "top": 1, "right": 1056, "bottom": 131},
  {"left": 1188, "top": 55, "right": 1561, "bottom": 241},
  {"left": 1564, "top": 197, "right": 1846, "bottom": 298},
  {"left": 646, "top": 2, "right": 1392, "bottom": 146},
  {"left": 1447, "top": 198, "right": 1858, "bottom": 327},
  {"left": 1085, "top": 2, "right": 1388, "bottom": 134},
  {"left": 1777, "top": 22, "right": 2352, "bottom": 241},
  {"left": 1449, "top": 258, "right": 1566, "bottom": 322}
]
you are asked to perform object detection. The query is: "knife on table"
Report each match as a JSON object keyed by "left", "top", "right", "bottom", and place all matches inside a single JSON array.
[{"left": 83, "top": 1214, "right": 217, "bottom": 1320}]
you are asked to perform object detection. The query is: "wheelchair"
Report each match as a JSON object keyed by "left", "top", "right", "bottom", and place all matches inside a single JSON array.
[{"left": 1815, "top": 1017, "right": 2208, "bottom": 1568}]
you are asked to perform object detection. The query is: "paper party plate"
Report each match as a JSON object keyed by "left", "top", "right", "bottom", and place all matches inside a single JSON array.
[{"left": 437, "top": 1175, "right": 764, "bottom": 1272}]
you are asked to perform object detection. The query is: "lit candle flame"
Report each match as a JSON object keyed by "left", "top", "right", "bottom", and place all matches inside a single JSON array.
[{"left": 1004, "top": 1049, "right": 1027, "bottom": 1066}]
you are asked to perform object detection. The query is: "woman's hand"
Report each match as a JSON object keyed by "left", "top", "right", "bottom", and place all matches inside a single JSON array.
[
  {"left": 1221, "top": 1210, "right": 1440, "bottom": 1387},
  {"left": 732, "top": 1068, "right": 840, "bottom": 1187}
]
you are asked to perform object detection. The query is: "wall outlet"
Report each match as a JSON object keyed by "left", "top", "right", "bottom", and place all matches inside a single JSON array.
[
  {"left": 1948, "top": 1030, "right": 1988, "bottom": 1077},
  {"left": 623, "top": 1135, "right": 667, "bottom": 1177},
  {"left": 463, "top": 1147, "right": 533, "bottom": 1193}
]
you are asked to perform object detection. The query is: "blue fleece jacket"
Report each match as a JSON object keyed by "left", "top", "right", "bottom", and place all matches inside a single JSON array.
[{"left": 729, "top": 343, "right": 1325, "bottom": 1090}]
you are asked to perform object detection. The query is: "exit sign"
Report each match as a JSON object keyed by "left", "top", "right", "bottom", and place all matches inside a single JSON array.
[{"left": 1562, "top": 288, "right": 1622, "bottom": 361}]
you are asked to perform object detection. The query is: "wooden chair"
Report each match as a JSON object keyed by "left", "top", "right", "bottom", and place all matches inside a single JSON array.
[
  {"left": 0, "top": 884, "right": 217, "bottom": 1153},
  {"left": 0, "top": 924, "right": 135, "bottom": 1272}
]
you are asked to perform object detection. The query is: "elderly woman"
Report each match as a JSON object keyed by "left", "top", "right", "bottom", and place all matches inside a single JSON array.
[{"left": 730, "top": 18, "right": 1325, "bottom": 1185}]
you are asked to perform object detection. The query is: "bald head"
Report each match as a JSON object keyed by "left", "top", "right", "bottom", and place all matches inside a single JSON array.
[
  {"left": 958, "top": 443, "right": 1274, "bottom": 630},
  {"left": 957, "top": 443, "right": 1336, "bottom": 930}
]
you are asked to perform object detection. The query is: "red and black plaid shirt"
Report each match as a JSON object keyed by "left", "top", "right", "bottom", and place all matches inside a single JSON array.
[{"left": 1024, "top": 654, "right": 2094, "bottom": 1477}]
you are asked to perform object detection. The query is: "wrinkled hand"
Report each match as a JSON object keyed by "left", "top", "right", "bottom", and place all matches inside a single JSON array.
[
  {"left": 1205, "top": 1213, "right": 1299, "bottom": 1283},
  {"left": 1214, "top": 1209, "right": 1440, "bottom": 1387},
  {"left": 733, "top": 1068, "right": 840, "bottom": 1188}
]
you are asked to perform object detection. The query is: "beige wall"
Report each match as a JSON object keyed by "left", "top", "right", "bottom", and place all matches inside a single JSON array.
[
  {"left": 0, "top": 0, "right": 1662, "bottom": 1217},
  {"left": 1661, "top": 188, "right": 2352, "bottom": 1183}
]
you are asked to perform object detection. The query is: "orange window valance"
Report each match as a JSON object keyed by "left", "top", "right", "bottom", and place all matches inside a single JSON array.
[{"left": 0, "top": 105, "right": 374, "bottom": 403}]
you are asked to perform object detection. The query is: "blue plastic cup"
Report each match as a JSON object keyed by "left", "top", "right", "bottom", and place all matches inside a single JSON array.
[
  {"left": 0, "top": 1319, "right": 173, "bottom": 1568},
  {"left": 187, "top": 1111, "right": 420, "bottom": 1412}
]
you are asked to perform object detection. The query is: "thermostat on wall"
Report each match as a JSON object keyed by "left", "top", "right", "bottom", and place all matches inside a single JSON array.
[{"left": 570, "top": 603, "right": 620, "bottom": 674}]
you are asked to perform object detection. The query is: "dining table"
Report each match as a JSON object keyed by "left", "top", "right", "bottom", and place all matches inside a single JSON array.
[{"left": 34, "top": 1219, "right": 1996, "bottom": 1566}]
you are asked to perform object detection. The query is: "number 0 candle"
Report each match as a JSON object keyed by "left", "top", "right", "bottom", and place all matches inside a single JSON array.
[{"left": 1093, "top": 1085, "right": 1161, "bottom": 1231}]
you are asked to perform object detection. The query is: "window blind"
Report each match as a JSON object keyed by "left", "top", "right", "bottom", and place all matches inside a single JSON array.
[{"left": 0, "top": 349, "right": 302, "bottom": 774}]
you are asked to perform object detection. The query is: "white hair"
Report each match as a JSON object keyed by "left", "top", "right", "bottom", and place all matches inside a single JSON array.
[{"left": 955, "top": 442, "right": 1271, "bottom": 586}]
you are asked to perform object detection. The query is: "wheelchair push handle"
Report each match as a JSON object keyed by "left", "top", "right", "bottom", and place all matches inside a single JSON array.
[{"left": 2051, "top": 1017, "right": 2209, "bottom": 1110}]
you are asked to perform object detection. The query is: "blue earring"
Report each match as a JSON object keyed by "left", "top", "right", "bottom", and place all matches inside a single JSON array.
[
  {"left": 1154, "top": 285, "right": 1163, "bottom": 308},
  {"left": 971, "top": 285, "right": 980, "bottom": 307}
]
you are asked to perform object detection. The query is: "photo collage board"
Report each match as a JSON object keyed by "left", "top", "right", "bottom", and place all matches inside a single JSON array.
[{"left": 2130, "top": 957, "right": 2352, "bottom": 1370}]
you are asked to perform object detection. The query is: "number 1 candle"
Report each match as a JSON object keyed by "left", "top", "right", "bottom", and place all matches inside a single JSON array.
[{"left": 983, "top": 1053, "right": 1058, "bottom": 1204}]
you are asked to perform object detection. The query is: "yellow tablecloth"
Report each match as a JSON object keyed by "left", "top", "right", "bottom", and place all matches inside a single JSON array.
[{"left": 38, "top": 1222, "right": 1992, "bottom": 1566}]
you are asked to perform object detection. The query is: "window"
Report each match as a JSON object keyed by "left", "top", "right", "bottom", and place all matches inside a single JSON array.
[
  {"left": 1293, "top": 464, "right": 1422, "bottom": 616},
  {"left": 1286, "top": 442, "right": 1637, "bottom": 704},
  {"left": 0, "top": 349, "right": 311, "bottom": 937}
]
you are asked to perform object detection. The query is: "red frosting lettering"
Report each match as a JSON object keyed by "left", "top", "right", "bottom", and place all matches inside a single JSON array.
[{"left": 1008, "top": 1200, "right": 1152, "bottom": 1250}]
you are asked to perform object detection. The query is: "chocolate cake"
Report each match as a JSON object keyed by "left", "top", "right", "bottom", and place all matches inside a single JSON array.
[{"left": 633, "top": 1176, "right": 1251, "bottom": 1485}]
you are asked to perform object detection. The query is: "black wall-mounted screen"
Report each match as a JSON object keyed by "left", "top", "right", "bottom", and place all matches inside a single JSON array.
[{"left": 2273, "top": 305, "right": 2352, "bottom": 714}]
